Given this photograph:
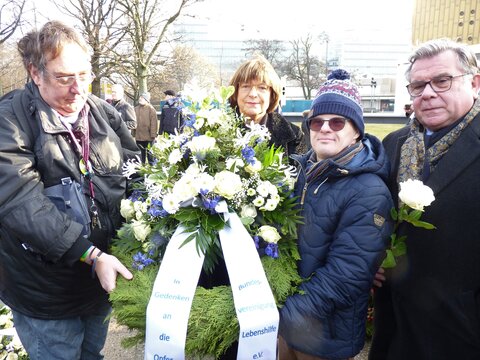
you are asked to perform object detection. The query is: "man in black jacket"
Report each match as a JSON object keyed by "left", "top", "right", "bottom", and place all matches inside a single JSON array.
[
  {"left": 0, "top": 21, "right": 139, "bottom": 360},
  {"left": 370, "top": 38, "right": 480, "bottom": 360}
]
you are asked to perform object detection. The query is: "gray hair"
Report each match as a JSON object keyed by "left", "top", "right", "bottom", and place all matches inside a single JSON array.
[
  {"left": 17, "top": 20, "right": 90, "bottom": 72},
  {"left": 405, "top": 38, "right": 479, "bottom": 81}
]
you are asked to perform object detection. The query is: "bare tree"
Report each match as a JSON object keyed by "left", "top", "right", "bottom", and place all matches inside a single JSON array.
[
  {"left": 242, "top": 39, "right": 286, "bottom": 70},
  {"left": 115, "top": 0, "right": 201, "bottom": 98},
  {"left": 284, "top": 34, "right": 324, "bottom": 100},
  {"left": 0, "top": 0, "right": 26, "bottom": 45},
  {"left": 57, "top": 0, "right": 127, "bottom": 97}
]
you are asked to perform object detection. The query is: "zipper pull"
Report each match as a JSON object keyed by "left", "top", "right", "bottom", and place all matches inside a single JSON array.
[{"left": 300, "top": 183, "right": 308, "bottom": 205}]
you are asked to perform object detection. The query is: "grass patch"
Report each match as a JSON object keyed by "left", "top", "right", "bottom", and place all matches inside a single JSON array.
[{"left": 365, "top": 123, "right": 404, "bottom": 140}]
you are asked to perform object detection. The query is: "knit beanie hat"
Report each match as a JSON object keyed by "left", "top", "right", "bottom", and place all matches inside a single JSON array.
[
  {"left": 140, "top": 92, "right": 150, "bottom": 102},
  {"left": 309, "top": 69, "right": 364, "bottom": 139}
]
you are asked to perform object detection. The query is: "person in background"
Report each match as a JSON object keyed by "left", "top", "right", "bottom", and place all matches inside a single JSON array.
[
  {"left": 134, "top": 92, "right": 158, "bottom": 163},
  {"left": 228, "top": 55, "right": 307, "bottom": 158},
  {"left": 0, "top": 20, "right": 139, "bottom": 360},
  {"left": 111, "top": 83, "right": 137, "bottom": 132},
  {"left": 279, "top": 69, "right": 393, "bottom": 360},
  {"left": 159, "top": 89, "right": 184, "bottom": 135},
  {"left": 403, "top": 103, "right": 414, "bottom": 118},
  {"left": 369, "top": 38, "right": 480, "bottom": 360}
]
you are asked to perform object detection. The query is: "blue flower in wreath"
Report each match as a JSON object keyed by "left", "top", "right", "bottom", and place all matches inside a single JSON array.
[
  {"left": 148, "top": 199, "right": 168, "bottom": 218},
  {"left": 132, "top": 251, "right": 156, "bottom": 270},
  {"left": 265, "top": 243, "right": 279, "bottom": 259},
  {"left": 241, "top": 146, "right": 256, "bottom": 165}
]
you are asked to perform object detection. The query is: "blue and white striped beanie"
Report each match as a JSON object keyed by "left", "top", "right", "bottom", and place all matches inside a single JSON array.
[{"left": 309, "top": 69, "right": 364, "bottom": 138}]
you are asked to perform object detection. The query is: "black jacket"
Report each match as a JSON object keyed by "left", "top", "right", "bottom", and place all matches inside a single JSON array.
[
  {"left": 0, "top": 82, "right": 139, "bottom": 318},
  {"left": 113, "top": 98, "right": 137, "bottom": 130},
  {"left": 370, "top": 114, "right": 480, "bottom": 359}
]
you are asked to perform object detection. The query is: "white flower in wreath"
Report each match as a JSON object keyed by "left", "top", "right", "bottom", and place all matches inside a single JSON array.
[
  {"left": 245, "top": 158, "right": 262, "bottom": 174},
  {"left": 226, "top": 157, "right": 245, "bottom": 173},
  {"left": 162, "top": 192, "right": 180, "bottom": 214},
  {"left": 213, "top": 170, "right": 243, "bottom": 199},
  {"left": 399, "top": 179, "right": 435, "bottom": 211},
  {"left": 168, "top": 148, "right": 183, "bottom": 165},
  {"left": 261, "top": 198, "right": 279, "bottom": 211},
  {"left": 256, "top": 180, "right": 274, "bottom": 198},
  {"left": 194, "top": 172, "right": 215, "bottom": 192},
  {"left": 120, "top": 199, "right": 135, "bottom": 220},
  {"left": 173, "top": 175, "right": 198, "bottom": 202},
  {"left": 205, "top": 108, "right": 224, "bottom": 127},
  {"left": 240, "top": 203, "right": 257, "bottom": 218},
  {"left": 155, "top": 136, "right": 175, "bottom": 151},
  {"left": 133, "top": 200, "right": 148, "bottom": 220},
  {"left": 258, "top": 225, "right": 281, "bottom": 244},
  {"left": 253, "top": 196, "right": 265, "bottom": 207},
  {"left": 188, "top": 135, "right": 217, "bottom": 160},
  {"left": 131, "top": 220, "right": 151, "bottom": 242},
  {"left": 246, "top": 188, "right": 256, "bottom": 196}
]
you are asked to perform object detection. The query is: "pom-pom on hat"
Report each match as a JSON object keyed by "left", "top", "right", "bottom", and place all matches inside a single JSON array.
[{"left": 309, "top": 69, "right": 364, "bottom": 138}]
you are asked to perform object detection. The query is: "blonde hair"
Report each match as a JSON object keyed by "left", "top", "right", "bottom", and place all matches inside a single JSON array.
[{"left": 229, "top": 56, "right": 282, "bottom": 113}]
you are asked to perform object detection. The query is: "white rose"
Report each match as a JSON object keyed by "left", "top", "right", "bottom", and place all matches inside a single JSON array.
[
  {"left": 173, "top": 176, "right": 198, "bottom": 202},
  {"left": 120, "top": 199, "right": 135, "bottom": 220},
  {"left": 188, "top": 135, "right": 216, "bottom": 160},
  {"left": 245, "top": 158, "right": 262, "bottom": 173},
  {"left": 399, "top": 179, "right": 435, "bottom": 211},
  {"left": 131, "top": 220, "right": 151, "bottom": 242},
  {"left": 240, "top": 204, "right": 257, "bottom": 218},
  {"left": 258, "top": 225, "right": 281, "bottom": 244},
  {"left": 213, "top": 170, "right": 243, "bottom": 199}
]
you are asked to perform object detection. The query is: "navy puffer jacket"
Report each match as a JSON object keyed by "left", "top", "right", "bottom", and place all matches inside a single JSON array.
[{"left": 279, "top": 134, "right": 393, "bottom": 359}]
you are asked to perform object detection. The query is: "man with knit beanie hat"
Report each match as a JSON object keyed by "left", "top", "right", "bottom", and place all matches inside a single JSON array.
[
  {"left": 308, "top": 68, "right": 365, "bottom": 139},
  {"left": 278, "top": 71, "right": 393, "bottom": 359},
  {"left": 134, "top": 92, "right": 158, "bottom": 163}
]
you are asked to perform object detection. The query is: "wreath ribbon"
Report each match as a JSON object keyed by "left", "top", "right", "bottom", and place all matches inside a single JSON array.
[{"left": 144, "top": 202, "right": 279, "bottom": 359}]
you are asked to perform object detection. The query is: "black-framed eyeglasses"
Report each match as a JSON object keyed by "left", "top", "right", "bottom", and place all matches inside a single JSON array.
[
  {"left": 406, "top": 73, "right": 470, "bottom": 97},
  {"left": 42, "top": 67, "right": 96, "bottom": 87},
  {"left": 308, "top": 117, "right": 347, "bottom": 132}
]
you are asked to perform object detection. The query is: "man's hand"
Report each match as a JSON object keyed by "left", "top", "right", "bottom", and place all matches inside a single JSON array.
[
  {"left": 372, "top": 267, "right": 386, "bottom": 288},
  {"left": 92, "top": 251, "right": 133, "bottom": 293}
]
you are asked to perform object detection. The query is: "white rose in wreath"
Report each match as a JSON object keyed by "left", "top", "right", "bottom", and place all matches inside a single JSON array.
[
  {"left": 398, "top": 179, "right": 435, "bottom": 211},
  {"left": 131, "top": 220, "right": 151, "bottom": 242},
  {"left": 257, "top": 225, "right": 281, "bottom": 244},
  {"left": 213, "top": 170, "right": 243, "bottom": 199}
]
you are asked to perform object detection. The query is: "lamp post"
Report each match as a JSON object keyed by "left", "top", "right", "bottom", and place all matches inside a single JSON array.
[{"left": 370, "top": 77, "right": 377, "bottom": 112}]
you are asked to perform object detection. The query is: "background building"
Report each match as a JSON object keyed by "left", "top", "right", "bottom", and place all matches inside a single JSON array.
[{"left": 412, "top": 0, "right": 479, "bottom": 45}]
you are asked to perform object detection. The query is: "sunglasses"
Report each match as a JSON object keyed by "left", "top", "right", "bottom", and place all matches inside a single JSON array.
[{"left": 308, "top": 117, "right": 347, "bottom": 132}]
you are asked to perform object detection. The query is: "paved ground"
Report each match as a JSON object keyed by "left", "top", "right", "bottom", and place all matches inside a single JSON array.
[{"left": 103, "top": 318, "right": 371, "bottom": 359}]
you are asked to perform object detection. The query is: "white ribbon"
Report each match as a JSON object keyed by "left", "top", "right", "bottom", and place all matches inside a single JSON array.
[
  {"left": 219, "top": 212, "right": 279, "bottom": 360},
  {"left": 144, "top": 225, "right": 205, "bottom": 360},
  {"left": 144, "top": 202, "right": 279, "bottom": 359}
]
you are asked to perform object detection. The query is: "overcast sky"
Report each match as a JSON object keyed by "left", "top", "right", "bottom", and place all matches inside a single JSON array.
[{"left": 189, "top": 0, "right": 415, "bottom": 41}]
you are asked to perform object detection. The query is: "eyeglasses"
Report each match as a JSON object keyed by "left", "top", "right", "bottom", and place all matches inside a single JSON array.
[
  {"left": 308, "top": 117, "right": 347, "bottom": 132},
  {"left": 238, "top": 83, "right": 270, "bottom": 94},
  {"left": 406, "top": 73, "right": 470, "bottom": 97},
  {"left": 42, "top": 67, "right": 96, "bottom": 87}
]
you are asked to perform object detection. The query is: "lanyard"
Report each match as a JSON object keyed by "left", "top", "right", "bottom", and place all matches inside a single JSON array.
[{"left": 59, "top": 108, "right": 95, "bottom": 197}]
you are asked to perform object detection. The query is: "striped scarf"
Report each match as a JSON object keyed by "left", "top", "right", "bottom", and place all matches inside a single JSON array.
[{"left": 306, "top": 141, "right": 364, "bottom": 184}]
